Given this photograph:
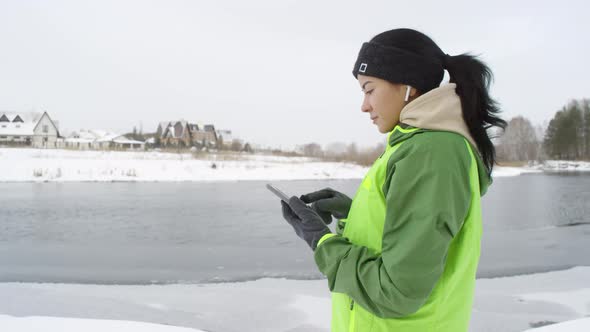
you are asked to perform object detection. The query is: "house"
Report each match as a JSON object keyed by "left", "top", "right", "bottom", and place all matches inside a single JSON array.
[
  {"left": 0, "top": 111, "right": 60, "bottom": 148},
  {"left": 216, "top": 130, "right": 233, "bottom": 148},
  {"left": 109, "top": 136, "right": 145, "bottom": 150},
  {"left": 62, "top": 130, "right": 95, "bottom": 150},
  {"left": 192, "top": 124, "right": 217, "bottom": 148},
  {"left": 64, "top": 129, "right": 144, "bottom": 150},
  {"left": 158, "top": 121, "right": 191, "bottom": 147},
  {"left": 156, "top": 121, "right": 218, "bottom": 148}
]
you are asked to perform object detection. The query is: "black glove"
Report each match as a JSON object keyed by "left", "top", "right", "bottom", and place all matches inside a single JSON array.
[
  {"left": 300, "top": 188, "right": 353, "bottom": 225},
  {"left": 281, "top": 196, "right": 331, "bottom": 250}
]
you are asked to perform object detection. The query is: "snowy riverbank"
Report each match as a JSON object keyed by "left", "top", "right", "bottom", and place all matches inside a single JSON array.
[
  {"left": 1, "top": 148, "right": 544, "bottom": 182},
  {"left": 537, "top": 160, "right": 590, "bottom": 172},
  {"left": 1, "top": 267, "right": 589, "bottom": 332},
  {"left": 0, "top": 148, "right": 366, "bottom": 182}
]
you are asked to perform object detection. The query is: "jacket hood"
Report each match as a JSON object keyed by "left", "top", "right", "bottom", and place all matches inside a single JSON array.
[
  {"left": 400, "top": 83, "right": 477, "bottom": 149},
  {"left": 389, "top": 83, "right": 491, "bottom": 195}
]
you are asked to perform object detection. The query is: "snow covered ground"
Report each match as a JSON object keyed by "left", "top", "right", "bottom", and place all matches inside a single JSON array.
[
  {"left": 1, "top": 267, "right": 588, "bottom": 332},
  {"left": 0, "top": 148, "right": 366, "bottom": 182},
  {"left": 0, "top": 316, "right": 205, "bottom": 332},
  {"left": 538, "top": 160, "right": 590, "bottom": 172},
  {"left": 523, "top": 318, "right": 590, "bottom": 332},
  {"left": 492, "top": 166, "right": 542, "bottom": 177},
  {"left": 0, "top": 148, "right": 542, "bottom": 181}
]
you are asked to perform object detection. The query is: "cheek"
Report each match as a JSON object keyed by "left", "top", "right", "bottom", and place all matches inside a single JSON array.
[
  {"left": 386, "top": 93, "right": 404, "bottom": 116},
  {"left": 372, "top": 94, "right": 387, "bottom": 114},
  {"left": 378, "top": 94, "right": 404, "bottom": 126}
]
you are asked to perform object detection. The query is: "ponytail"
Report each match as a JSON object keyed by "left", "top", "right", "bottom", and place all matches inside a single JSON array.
[
  {"left": 362, "top": 28, "right": 507, "bottom": 175},
  {"left": 445, "top": 54, "right": 507, "bottom": 175}
]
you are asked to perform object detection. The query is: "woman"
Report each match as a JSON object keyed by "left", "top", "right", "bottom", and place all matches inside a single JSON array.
[{"left": 280, "top": 28, "right": 506, "bottom": 331}]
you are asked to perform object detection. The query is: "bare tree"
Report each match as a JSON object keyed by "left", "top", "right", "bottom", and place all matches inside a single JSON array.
[
  {"left": 346, "top": 143, "right": 358, "bottom": 160},
  {"left": 535, "top": 123, "right": 548, "bottom": 162},
  {"left": 497, "top": 116, "right": 539, "bottom": 162},
  {"left": 301, "top": 143, "right": 323, "bottom": 157},
  {"left": 324, "top": 142, "right": 347, "bottom": 158},
  {"left": 231, "top": 139, "right": 243, "bottom": 151}
]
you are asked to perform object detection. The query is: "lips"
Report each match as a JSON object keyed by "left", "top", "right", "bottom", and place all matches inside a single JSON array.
[{"left": 371, "top": 116, "right": 378, "bottom": 123}]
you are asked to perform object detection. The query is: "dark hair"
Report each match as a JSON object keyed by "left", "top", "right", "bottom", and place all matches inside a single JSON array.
[{"left": 371, "top": 29, "right": 507, "bottom": 175}]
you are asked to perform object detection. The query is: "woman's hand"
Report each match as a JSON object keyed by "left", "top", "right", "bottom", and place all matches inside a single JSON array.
[
  {"left": 281, "top": 197, "right": 332, "bottom": 250},
  {"left": 300, "top": 188, "right": 353, "bottom": 224}
]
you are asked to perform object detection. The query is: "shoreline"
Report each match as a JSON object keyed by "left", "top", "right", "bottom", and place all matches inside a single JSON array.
[
  {"left": 2, "top": 263, "right": 588, "bottom": 286},
  {"left": 1, "top": 266, "right": 588, "bottom": 332},
  {"left": 0, "top": 148, "right": 369, "bottom": 182},
  {"left": 3, "top": 148, "right": 586, "bottom": 183}
]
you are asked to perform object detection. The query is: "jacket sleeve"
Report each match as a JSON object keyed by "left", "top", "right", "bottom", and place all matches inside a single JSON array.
[{"left": 313, "top": 133, "right": 473, "bottom": 318}]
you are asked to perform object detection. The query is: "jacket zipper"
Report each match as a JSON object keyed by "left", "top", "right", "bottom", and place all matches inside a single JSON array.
[{"left": 349, "top": 299, "right": 356, "bottom": 332}]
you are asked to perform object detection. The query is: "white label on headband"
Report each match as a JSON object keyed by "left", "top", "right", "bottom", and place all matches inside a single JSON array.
[{"left": 359, "top": 63, "right": 367, "bottom": 73}]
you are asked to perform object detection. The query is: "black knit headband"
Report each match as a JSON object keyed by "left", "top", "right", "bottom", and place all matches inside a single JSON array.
[{"left": 352, "top": 42, "right": 446, "bottom": 92}]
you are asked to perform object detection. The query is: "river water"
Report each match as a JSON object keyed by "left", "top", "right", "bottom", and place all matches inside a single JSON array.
[{"left": 0, "top": 173, "right": 588, "bottom": 284}]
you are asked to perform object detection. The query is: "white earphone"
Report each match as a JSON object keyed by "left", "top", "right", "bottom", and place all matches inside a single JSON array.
[{"left": 404, "top": 85, "right": 412, "bottom": 102}]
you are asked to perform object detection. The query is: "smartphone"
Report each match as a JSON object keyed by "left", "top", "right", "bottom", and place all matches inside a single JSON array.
[{"left": 266, "top": 183, "right": 291, "bottom": 203}]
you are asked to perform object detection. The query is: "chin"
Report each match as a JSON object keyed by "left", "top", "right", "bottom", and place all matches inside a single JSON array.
[{"left": 378, "top": 125, "right": 393, "bottom": 134}]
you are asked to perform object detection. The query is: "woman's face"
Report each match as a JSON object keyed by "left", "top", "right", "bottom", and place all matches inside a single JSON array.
[{"left": 357, "top": 74, "right": 412, "bottom": 133}]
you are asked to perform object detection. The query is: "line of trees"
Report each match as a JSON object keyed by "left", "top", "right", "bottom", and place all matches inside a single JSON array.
[
  {"left": 298, "top": 141, "right": 386, "bottom": 166},
  {"left": 543, "top": 99, "right": 590, "bottom": 160},
  {"left": 496, "top": 99, "right": 589, "bottom": 163}
]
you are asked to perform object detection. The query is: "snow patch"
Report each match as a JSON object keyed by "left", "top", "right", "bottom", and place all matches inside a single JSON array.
[
  {"left": 0, "top": 315, "right": 205, "bottom": 332},
  {"left": 0, "top": 148, "right": 368, "bottom": 182}
]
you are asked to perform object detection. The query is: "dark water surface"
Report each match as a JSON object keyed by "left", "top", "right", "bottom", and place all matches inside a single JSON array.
[{"left": 0, "top": 173, "right": 589, "bottom": 283}]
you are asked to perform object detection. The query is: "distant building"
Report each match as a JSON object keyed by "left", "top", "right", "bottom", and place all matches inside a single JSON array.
[
  {"left": 62, "top": 130, "right": 94, "bottom": 150},
  {"left": 145, "top": 137, "right": 156, "bottom": 146},
  {"left": 63, "top": 129, "right": 144, "bottom": 150},
  {"left": 157, "top": 121, "right": 191, "bottom": 147},
  {"left": 156, "top": 121, "right": 218, "bottom": 148},
  {"left": 215, "top": 130, "right": 233, "bottom": 149},
  {"left": 0, "top": 111, "right": 60, "bottom": 148}
]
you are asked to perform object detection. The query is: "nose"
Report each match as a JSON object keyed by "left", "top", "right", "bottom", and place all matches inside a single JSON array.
[{"left": 361, "top": 95, "right": 371, "bottom": 113}]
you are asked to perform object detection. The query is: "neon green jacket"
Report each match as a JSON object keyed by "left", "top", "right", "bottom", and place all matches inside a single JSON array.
[{"left": 314, "top": 84, "right": 491, "bottom": 332}]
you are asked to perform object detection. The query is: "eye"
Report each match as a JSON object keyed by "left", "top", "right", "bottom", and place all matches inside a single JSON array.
[{"left": 364, "top": 89, "right": 374, "bottom": 96}]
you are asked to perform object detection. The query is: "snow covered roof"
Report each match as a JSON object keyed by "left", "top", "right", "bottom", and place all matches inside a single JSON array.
[
  {"left": 176, "top": 121, "right": 189, "bottom": 138},
  {"left": 158, "top": 121, "right": 171, "bottom": 131},
  {"left": 95, "top": 133, "right": 122, "bottom": 143},
  {"left": 0, "top": 112, "right": 43, "bottom": 136},
  {"left": 64, "top": 137, "right": 94, "bottom": 144},
  {"left": 69, "top": 130, "right": 97, "bottom": 140},
  {"left": 159, "top": 120, "right": 219, "bottom": 138},
  {"left": 160, "top": 121, "right": 187, "bottom": 138},
  {"left": 216, "top": 129, "right": 233, "bottom": 141},
  {"left": 67, "top": 129, "right": 144, "bottom": 144},
  {"left": 113, "top": 137, "right": 145, "bottom": 145}
]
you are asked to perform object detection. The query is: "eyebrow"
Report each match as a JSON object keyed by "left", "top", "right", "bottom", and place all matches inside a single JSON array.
[{"left": 362, "top": 81, "right": 373, "bottom": 90}]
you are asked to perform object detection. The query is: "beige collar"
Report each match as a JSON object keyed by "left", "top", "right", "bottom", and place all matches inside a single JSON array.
[{"left": 399, "top": 83, "right": 478, "bottom": 150}]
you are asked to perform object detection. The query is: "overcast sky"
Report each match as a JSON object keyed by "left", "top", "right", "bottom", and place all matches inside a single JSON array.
[{"left": 0, "top": 0, "right": 588, "bottom": 149}]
